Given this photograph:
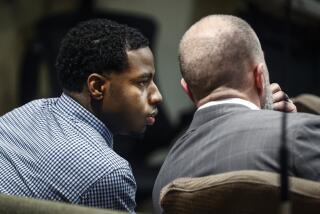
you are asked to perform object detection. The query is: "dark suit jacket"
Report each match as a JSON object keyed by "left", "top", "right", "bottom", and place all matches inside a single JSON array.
[{"left": 152, "top": 104, "right": 320, "bottom": 213}]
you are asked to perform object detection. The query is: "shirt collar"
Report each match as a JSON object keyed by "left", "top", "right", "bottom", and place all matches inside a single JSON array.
[
  {"left": 56, "top": 93, "right": 113, "bottom": 147},
  {"left": 197, "top": 98, "right": 260, "bottom": 111}
]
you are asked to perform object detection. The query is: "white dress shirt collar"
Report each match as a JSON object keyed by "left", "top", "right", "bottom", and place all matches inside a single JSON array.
[{"left": 197, "top": 98, "right": 260, "bottom": 111}]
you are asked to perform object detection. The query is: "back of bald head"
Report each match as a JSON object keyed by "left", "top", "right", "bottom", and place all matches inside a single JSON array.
[{"left": 179, "top": 15, "right": 265, "bottom": 101}]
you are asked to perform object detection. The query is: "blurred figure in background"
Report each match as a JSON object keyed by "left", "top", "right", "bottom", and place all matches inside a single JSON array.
[{"left": 292, "top": 94, "right": 320, "bottom": 114}]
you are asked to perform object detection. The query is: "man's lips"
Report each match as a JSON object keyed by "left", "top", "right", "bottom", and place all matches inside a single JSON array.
[
  {"left": 146, "top": 116, "right": 156, "bottom": 125},
  {"left": 146, "top": 109, "right": 158, "bottom": 125}
]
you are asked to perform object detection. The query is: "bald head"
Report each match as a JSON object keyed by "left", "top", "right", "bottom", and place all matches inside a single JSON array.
[{"left": 179, "top": 15, "right": 266, "bottom": 101}]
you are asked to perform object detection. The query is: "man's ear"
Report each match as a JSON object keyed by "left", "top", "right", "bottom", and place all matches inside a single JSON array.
[
  {"left": 181, "top": 78, "right": 195, "bottom": 102},
  {"left": 87, "top": 73, "right": 108, "bottom": 100},
  {"left": 253, "top": 63, "right": 266, "bottom": 97}
]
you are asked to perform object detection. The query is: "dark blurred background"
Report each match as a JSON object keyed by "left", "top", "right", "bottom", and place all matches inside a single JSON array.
[{"left": 0, "top": 0, "right": 319, "bottom": 212}]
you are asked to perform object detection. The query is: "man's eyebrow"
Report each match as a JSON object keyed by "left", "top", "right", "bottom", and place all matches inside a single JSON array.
[{"left": 137, "top": 72, "right": 153, "bottom": 79}]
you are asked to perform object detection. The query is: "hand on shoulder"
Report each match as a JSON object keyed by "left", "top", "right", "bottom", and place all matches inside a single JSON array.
[{"left": 271, "top": 83, "right": 297, "bottom": 113}]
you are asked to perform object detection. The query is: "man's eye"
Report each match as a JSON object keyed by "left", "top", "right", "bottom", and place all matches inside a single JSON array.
[{"left": 138, "top": 80, "right": 149, "bottom": 87}]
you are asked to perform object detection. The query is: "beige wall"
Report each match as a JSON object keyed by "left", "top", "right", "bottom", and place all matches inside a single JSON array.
[
  {"left": 0, "top": 0, "right": 77, "bottom": 115},
  {"left": 0, "top": 1, "right": 41, "bottom": 114}
]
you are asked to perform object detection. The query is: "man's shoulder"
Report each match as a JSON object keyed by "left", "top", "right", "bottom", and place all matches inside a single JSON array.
[
  {"left": 206, "top": 106, "right": 320, "bottom": 126},
  {"left": 0, "top": 97, "right": 56, "bottom": 117},
  {"left": 175, "top": 109, "right": 319, "bottom": 153},
  {"left": 252, "top": 110, "right": 320, "bottom": 129}
]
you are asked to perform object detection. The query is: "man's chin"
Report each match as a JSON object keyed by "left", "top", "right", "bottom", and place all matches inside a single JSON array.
[{"left": 118, "top": 126, "right": 146, "bottom": 138}]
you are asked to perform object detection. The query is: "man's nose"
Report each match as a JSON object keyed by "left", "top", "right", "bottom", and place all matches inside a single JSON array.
[{"left": 149, "top": 81, "right": 163, "bottom": 104}]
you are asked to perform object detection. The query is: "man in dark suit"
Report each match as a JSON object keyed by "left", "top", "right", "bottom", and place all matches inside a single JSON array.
[{"left": 153, "top": 15, "right": 320, "bottom": 213}]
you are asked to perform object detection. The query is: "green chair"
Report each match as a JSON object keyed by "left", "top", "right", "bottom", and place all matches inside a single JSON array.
[{"left": 0, "top": 194, "right": 126, "bottom": 214}]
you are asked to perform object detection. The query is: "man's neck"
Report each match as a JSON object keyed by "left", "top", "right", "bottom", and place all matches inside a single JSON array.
[{"left": 64, "top": 90, "right": 94, "bottom": 114}]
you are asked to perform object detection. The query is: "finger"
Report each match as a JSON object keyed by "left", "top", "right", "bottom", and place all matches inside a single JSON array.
[
  {"left": 273, "top": 101, "right": 297, "bottom": 113},
  {"left": 272, "top": 90, "right": 288, "bottom": 103},
  {"left": 270, "top": 83, "right": 281, "bottom": 94}
]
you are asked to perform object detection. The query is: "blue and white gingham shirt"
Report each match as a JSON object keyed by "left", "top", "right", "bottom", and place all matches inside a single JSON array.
[{"left": 0, "top": 93, "right": 136, "bottom": 212}]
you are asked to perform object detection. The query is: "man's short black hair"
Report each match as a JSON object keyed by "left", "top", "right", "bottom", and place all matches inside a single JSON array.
[{"left": 56, "top": 19, "right": 149, "bottom": 92}]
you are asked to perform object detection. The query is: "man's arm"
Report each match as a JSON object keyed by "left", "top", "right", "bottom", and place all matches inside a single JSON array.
[
  {"left": 291, "top": 118, "right": 320, "bottom": 181},
  {"left": 79, "top": 168, "right": 137, "bottom": 212},
  {"left": 271, "top": 83, "right": 297, "bottom": 113}
]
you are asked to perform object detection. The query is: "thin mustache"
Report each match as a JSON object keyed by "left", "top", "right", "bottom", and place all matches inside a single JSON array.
[{"left": 148, "top": 108, "right": 158, "bottom": 117}]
